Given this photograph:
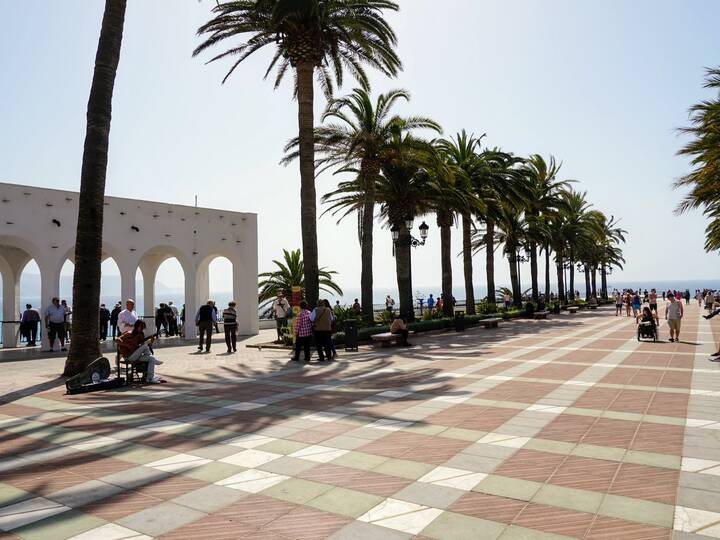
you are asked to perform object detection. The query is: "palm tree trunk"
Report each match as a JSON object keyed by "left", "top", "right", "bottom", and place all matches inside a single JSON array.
[
  {"left": 544, "top": 246, "right": 551, "bottom": 299},
  {"left": 601, "top": 267, "right": 608, "bottom": 299},
  {"left": 395, "top": 226, "right": 414, "bottom": 322},
  {"left": 591, "top": 266, "right": 598, "bottom": 298},
  {"left": 64, "top": 0, "right": 126, "bottom": 377},
  {"left": 485, "top": 219, "right": 496, "bottom": 304},
  {"left": 569, "top": 264, "right": 576, "bottom": 301},
  {"left": 556, "top": 258, "right": 565, "bottom": 303},
  {"left": 360, "top": 165, "right": 376, "bottom": 321},
  {"left": 529, "top": 243, "right": 539, "bottom": 302},
  {"left": 296, "top": 61, "right": 319, "bottom": 309},
  {"left": 439, "top": 215, "right": 454, "bottom": 317},
  {"left": 462, "top": 212, "right": 475, "bottom": 315},
  {"left": 584, "top": 267, "right": 591, "bottom": 299},
  {"left": 508, "top": 250, "right": 520, "bottom": 307}
]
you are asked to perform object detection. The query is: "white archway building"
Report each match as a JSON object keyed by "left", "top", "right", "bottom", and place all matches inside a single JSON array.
[{"left": 0, "top": 182, "right": 258, "bottom": 348}]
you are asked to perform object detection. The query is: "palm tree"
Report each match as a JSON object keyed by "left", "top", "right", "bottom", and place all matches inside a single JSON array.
[
  {"left": 285, "top": 87, "right": 439, "bottom": 321},
  {"left": 594, "top": 214, "right": 626, "bottom": 298},
  {"left": 258, "top": 249, "right": 343, "bottom": 309},
  {"left": 471, "top": 150, "right": 523, "bottom": 305},
  {"left": 494, "top": 203, "right": 527, "bottom": 307},
  {"left": 324, "top": 132, "right": 439, "bottom": 321},
  {"left": 521, "top": 155, "right": 569, "bottom": 302},
  {"left": 64, "top": 0, "right": 127, "bottom": 377},
  {"left": 194, "top": 1, "right": 401, "bottom": 309},
  {"left": 675, "top": 67, "right": 720, "bottom": 251},
  {"left": 436, "top": 131, "right": 484, "bottom": 315}
]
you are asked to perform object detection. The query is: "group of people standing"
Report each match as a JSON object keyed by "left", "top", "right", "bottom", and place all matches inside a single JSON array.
[
  {"left": 613, "top": 287, "right": 691, "bottom": 343},
  {"left": 292, "top": 298, "right": 338, "bottom": 363}
]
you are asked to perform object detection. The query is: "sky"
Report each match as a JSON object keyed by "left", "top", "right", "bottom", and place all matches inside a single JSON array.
[{"left": 1, "top": 0, "right": 719, "bottom": 300}]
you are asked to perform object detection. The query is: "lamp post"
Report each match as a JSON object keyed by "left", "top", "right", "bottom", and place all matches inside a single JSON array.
[
  {"left": 391, "top": 219, "right": 430, "bottom": 320},
  {"left": 562, "top": 261, "right": 572, "bottom": 302},
  {"left": 509, "top": 250, "right": 529, "bottom": 302}
]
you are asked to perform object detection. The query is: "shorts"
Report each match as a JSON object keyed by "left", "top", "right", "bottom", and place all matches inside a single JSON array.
[
  {"left": 649, "top": 303, "right": 657, "bottom": 311},
  {"left": 615, "top": 304, "right": 622, "bottom": 308},
  {"left": 667, "top": 319, "right": 681, "bottom": 333}
]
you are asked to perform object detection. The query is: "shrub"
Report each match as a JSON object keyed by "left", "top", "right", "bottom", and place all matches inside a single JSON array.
[
  {"left": 524, "top": 302, "right": 536, "bottom": 315},
  {"left": 333, "top": 306, "right": 365, "bottom": 331},
  {"left": 476, "top": 302, "right": 498, "bottom": 314}
]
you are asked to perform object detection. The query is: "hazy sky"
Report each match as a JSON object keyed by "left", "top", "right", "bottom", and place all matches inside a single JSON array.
[{"left": 2, "top": 0, "right": 719, "bottom": 297}]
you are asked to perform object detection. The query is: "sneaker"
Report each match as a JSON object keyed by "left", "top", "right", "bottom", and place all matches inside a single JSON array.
[
  {"left": 149, "top": 376, "right": 163, "bottom": 384},
  {"left": 669, "top": 338, "right": 675, "bottom": 342},
  {"left": 233, "top": 348, "right": 237, "bottom": 353},
  {"left": 711, "top": 351, "right": 720, "bottom": 357},
  {"left": 197, "top": 346, "right": 203, "bottom": 351},
  {"left": 227, "top": 349, "right": 232, "bottom": 354},
  {"left": 154, "top": 359, "right": 164, "bottom": 365}
]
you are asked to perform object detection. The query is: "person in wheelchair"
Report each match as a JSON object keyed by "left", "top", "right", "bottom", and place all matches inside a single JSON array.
[
  {"left": 636, "top": 306, "right": 658, "bottom": 341},
  {"left": 116, "top": 320, "right": 164, "bottom": 383}
]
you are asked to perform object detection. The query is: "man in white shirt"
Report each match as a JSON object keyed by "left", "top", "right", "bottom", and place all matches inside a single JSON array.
[
  {"left": 118, "top": 299, "right": 139, "bottom": 335},
  {"left": 44, "top": 297, "right": 68, "bottom": 352},
  {"left": 271, "top": 292, "right": 291, "bottom": 343}
]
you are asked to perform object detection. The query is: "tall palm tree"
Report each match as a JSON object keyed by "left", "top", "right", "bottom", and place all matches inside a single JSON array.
[
  {"left": 494, "top": 203, "right": 527, "bottom": 307},
  {"left": 471, "top": 150, "right": 523, "bottom": 305},
  {"left": 324, "top": 132, "right": 439, "bottom": 321},
  {"left": 194, "top": 0, "right": 401, "bottom": 308},
  {"left": 436, "top": 131, "right": 484, "bottom": 315},
  {"left": 64, "top": 0, "right": 127, "bottom": 377},
  {"left": 285, "top": 87, "right": 439, "bottom": 320},
  {"left": 521, "top": 155, "right": 569, "bottom": 302},
  {"left": 675, "top": 67, "right": 720, "bottom": 251},
  {"left": 258, "top": 248, "right": 343, "bottom": 309}
]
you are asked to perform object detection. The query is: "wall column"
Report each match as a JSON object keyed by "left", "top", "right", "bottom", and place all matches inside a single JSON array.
[
  {"left": 233, "top": 260, "right": 257, "bottom": 336},
  {"left": 0, "top": 255, "right": 19, "bottom": 348},
  {"left": 119, "top": 263, "right": 137, "bottom": 311},
  {"left": 39, "top": 259, "right": 60, "bottom": 351},
  {"left": 184, "top": 267, "right": 197, "bottom": 340}
]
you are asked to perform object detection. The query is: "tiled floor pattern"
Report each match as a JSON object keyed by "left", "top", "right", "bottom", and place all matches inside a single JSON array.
[{"left": 0, "top": 305, "right": 719, "bottom": 539}]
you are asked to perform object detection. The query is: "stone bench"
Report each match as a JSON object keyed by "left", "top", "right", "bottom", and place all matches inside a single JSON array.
[
  {"left": 567, "top": 306, "right": 579, "bottom": 314},
  {"left": 533, "top": 311, "right": 549, "bottom": 320},
  {"left": 371, "top": 331, "right": 415, "bottom": 347},
  {"left": 481, "top": 318, "right": 502, "bottom": 329},
  {"left": 589, "top": 304, "right": 598, "bottom": 310}
]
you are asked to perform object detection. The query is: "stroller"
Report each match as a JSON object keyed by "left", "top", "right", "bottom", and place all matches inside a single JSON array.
[{"left": 637, "top": 321, "right": 657, "bottom": 342}]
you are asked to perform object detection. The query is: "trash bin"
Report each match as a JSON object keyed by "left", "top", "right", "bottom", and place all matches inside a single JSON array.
[
  {"left": 344, "top": 319, "right": 358, "bottom": 351},
  {"left": 455, "top": 311, "right": 465, "bottom": 332}
]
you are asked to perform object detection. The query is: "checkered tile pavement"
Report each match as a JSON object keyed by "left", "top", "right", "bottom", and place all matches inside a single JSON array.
[{"left": 1, "top": 303, "right": 719, "bottom": 539}]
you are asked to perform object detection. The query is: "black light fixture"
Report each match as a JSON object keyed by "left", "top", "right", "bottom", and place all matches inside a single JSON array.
[
  {"left": 419, "top": 221, "right": 429, "bottom": 239},
  {"left": 131, "top": 226, "right": 140, "bottom": 232},
  {"left": 405, "top": 217, "right": 414, "bottom": 230},
  {"left": 390, "top": 224, "right": 400, "bottom": 241},
  {"left": 52, "top": 219, "right": 61, "bottom": 227}
]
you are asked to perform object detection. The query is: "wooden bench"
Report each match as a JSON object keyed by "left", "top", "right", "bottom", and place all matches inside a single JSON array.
[
  {"left": 371, "top": 331, "right": 415, "bottom": 347},
  {"left": 534, "top": 311, "right": 549, "bottom": 320},
  {"left": 481, "top": 318, "right": 502, "bottom": 329},
  {"left": 567, "top": 306, "right": 579, "bottom": 314}
]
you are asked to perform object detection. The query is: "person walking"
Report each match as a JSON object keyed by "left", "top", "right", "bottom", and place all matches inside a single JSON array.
[
  {"left": 632, "top": 292, "right": 641, "bottom": 318},
  {"left": 292, "top": 301, "right": 313, "bottom": 363},
  {"left": 310, "top": 299, "right": 334, "bottom": 362},
  {"left": 352, "top": 298, "right": 361, "bottom": 311},
  {"left": 154, "top": 304, "right": 167, "bottom": 337},
  {"left": 110, "top": 302, "right": 121, "bottom": 340},
  {"left": 212, "top": 301, "right": 220, "bottom": 334},
  {"left": 271, "top": 292, "right": 291, "bottom": 343},
  {"left": 98, "top": 304, "right": 111, "bottom": 341},
  {"left": 61, "top": 300, "right": 72, "bottom": 343},
  {"left": 665, "top": 293, "right": 684, "bottom": 343},
  {"left": 44, "top": 297, "right": 68, "bottom": 352},
  {"left": 649, "top": 289, "right": 658, "bottom": 319},
  {"left": 223, "top": 301, "right": 238, "bottom": 353},
  {"left": 614, "top": 290, "right": 622, "bottom": 316},
  {"left": 624, "top": 291, "right": 632, "bottom": 317},
  {"left": 427, "top": 294, "right": 435, "bottom": 311},
  {"left": 168, "top": 301, "right": 179, "bottom": 336},
  {"left": 20, "top": 304, "right": 40, "bottom": 346},
  {"left": 385, "top": 295, "right": 395, "bottom": 311},
  {"left": 503, "top": 292, "right": 510, "bottom": 310},
  {"left": 195, "top": 299, "right": 216, "bottom": 352},
  {"left": 117, "top": 299, "right": 138, "bottom": 335}
]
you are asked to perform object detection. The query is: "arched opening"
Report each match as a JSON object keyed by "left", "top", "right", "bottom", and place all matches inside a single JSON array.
[
  {"left": 208, "top": 256, "right": 233, "bottom": 307},
  {"left": 59, "top": 260, "right": 74, "bottom": 304},
  {"left": 1, "top": 255, "right": 40, "bottom": 348},
  {"left": 136, "top": 251, "right": 186, "bottom": 338}
]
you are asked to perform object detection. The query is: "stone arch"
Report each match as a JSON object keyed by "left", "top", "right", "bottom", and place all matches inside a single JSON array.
[{"left": 0, "top": 237, "right": 42, "bottom": 348}]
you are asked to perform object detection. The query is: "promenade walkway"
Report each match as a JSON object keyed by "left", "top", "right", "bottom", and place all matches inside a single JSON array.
[{"left": 0, "top": 304, "right": 718, "bottom": 539}]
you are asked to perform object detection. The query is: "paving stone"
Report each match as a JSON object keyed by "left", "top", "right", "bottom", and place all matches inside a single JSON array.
[
  {"left": 171, "top": 484, "right": 247, "bottom": 513},
  {"left": 116, "top": 500, "right": 207, "bottom": 537}
]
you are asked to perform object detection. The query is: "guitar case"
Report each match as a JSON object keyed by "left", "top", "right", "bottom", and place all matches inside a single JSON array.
[{"left": 66, "top": 357, "right": 125, "bottom": 394}]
